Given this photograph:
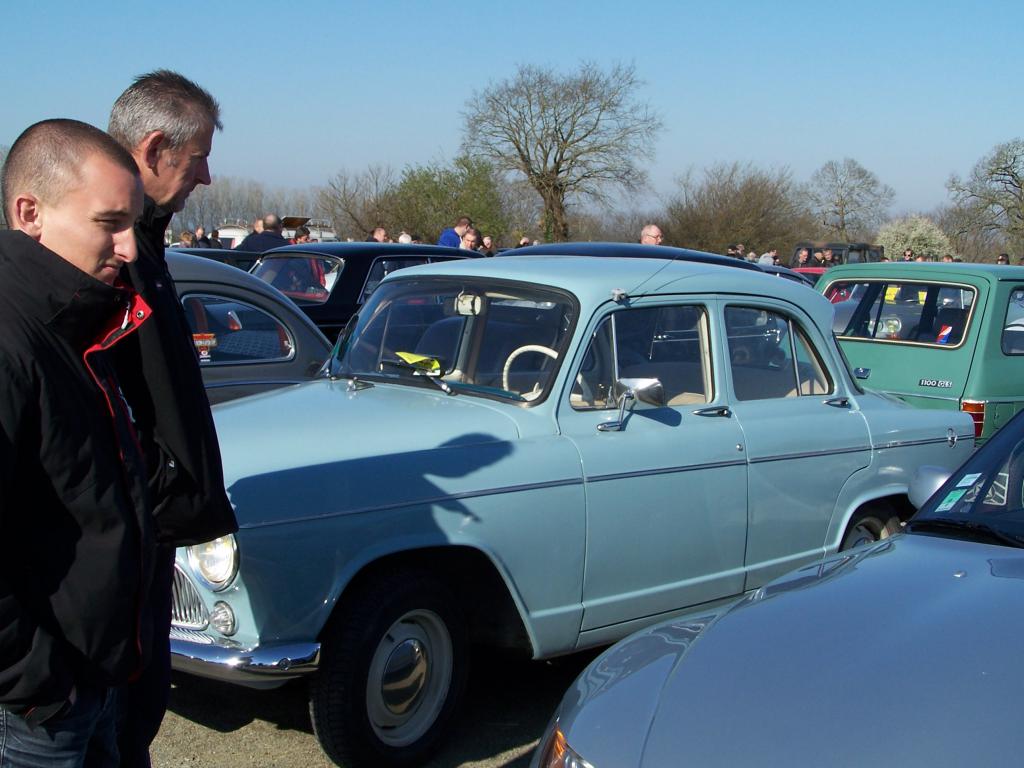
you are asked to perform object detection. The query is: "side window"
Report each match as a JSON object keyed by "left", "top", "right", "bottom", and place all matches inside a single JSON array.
[
  {"left": 1003, "top": 287, "right": 1024, "bottom": 355},
  {"left": 181, "top": 294, "right": 295, "bottom": 364},
  {"left": 725, "top": 306, "right": 832, "bottom": 401},
  {"left": 571, "top": 305, "right": 711, "bottom": 410},
  {"left": 360, "top": 258, "right": 430, "bottom": 303}
]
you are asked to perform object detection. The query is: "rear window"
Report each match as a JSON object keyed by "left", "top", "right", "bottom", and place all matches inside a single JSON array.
[
  {"left": 251, "top": 255, "right": 343, "bottom": 304},
  {"left": 825, "top": 280, "right": 976, "bottom": 348},
  {"left": 1003, "top": 287, "right": 1024, "bottom": 355}
]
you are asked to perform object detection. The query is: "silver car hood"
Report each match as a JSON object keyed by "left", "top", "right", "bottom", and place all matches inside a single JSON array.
[{"left": 560, "top": 534, "right": 1024, "bottom": 767}]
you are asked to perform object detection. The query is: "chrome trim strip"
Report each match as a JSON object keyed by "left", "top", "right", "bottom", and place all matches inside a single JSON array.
[
  {"left": 242, "top": 477, "right": 585, "bottom": 529},
  {"left": 878, "top": 435, "right": 974, "bottom": 449},
  {"left": 747, "top": 445, "right": 871, "bottom": 465},
  {"left": 589, "top": 459, "right": 747, "bottom": 483},
  {"left": 171, "top": 638, "right": 321, "bottom": 686}
]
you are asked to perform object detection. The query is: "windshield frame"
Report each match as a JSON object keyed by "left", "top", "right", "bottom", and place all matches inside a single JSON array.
[
  {"left": 911, "top": 411, "right": 1024, "bottom": 540},
  {"left": 331, "top": 275, "right": 580, "bottom": 406}
]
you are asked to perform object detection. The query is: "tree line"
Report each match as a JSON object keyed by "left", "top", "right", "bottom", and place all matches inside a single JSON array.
[{"left": 4, "top": 62, "right": 1022, "bottom": 261}]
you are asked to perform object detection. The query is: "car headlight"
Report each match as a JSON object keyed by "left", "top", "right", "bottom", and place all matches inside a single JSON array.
[
  {"left": 187, "top": 535, "right": 238, "bottom": 591},
  {"left": 535, "top": 721, "right": 594, "bottom": 768}
]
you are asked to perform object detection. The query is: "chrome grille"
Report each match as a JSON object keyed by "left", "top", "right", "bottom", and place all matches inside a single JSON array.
[{"left": 171, "top": 563, "right": 209, "bottom": 630}]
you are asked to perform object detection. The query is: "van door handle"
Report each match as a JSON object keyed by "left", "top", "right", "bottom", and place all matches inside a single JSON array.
[
  {"left": 824, "top": 397, "right": 850, "bottom": 408},
  {"left": 693, "top": 406, "right": 731, "bottom": 417}
]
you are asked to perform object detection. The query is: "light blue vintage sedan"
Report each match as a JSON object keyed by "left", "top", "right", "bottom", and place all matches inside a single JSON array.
[{"left": 171, "top": 246, "right": 974, "bottom": 767}]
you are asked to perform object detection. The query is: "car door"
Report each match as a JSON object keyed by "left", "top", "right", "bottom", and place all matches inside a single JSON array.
[
  {"left": 558, "top": 299, "right": 749, "bottom": 634},
  {"left": 178, "top": 282, "right": 330, "bottom": 404},
  {"left": 720, "top": 301, "right": 872, "bottom": 589}
]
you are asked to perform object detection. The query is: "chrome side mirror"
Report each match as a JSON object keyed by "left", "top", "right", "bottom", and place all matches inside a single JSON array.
[
  {"left": 598, "top": 378, "right": 665, "bottom": 432},
  {"left": 908, "top": 465, "right": 952, "bottom": 510}
]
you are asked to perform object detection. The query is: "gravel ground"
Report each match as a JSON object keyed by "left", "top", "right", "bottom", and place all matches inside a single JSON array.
[{"left": 151, "top": 649, "right": 597, "bottom": 768}]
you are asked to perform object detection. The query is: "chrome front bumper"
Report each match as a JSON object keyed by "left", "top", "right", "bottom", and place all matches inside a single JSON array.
[{"left": 170, "top": 628, "right": 321, "bottom": 689}]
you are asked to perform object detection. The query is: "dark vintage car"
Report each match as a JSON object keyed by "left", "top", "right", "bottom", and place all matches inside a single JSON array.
[
  {"left": 250, "top": 242, "right": 469, "bottom": 339},
  {"left": 172, "top": 246, "right": 260, "bottom": 272},
  {"left": 167, "top": 251, "right": 331, "bottom": 404}
]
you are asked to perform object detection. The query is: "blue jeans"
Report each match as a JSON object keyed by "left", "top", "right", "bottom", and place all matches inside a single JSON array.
[{"left": 0, "top": 686, "right": 119, "bottom": 768}]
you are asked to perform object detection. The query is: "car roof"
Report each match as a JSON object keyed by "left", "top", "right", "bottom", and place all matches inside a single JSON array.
[
  {"left": 384, "top": 253, "right": 836, "bottom": 328},
  {"left": 821, "top": 262, "right": 1024, "bottom": 283},
  {"left": 165, "top": 250, "right": 301, "bottom": 303},
  {"left": 261, "top": 242, "right": 468, "bottom": 259},
  {"left": 506, "top": 241, "right": 762, "bottom": 271}
]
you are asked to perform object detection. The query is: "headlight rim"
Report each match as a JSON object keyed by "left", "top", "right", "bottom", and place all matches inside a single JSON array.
[{"left": 186, "top": 534, "right": 239, "bottom": 592}]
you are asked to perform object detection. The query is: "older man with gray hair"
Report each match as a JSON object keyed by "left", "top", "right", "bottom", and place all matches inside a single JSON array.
[
  {"left": 108, "top": 69, "right": 238, "bottom": 766},
  {"left": 640, "top": 223, "right": 664, "bottom": 245}
]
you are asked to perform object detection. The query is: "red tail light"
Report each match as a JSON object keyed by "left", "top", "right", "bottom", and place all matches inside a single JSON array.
[{"left": 961, "top": 400, "right": 985, "bottom": 438}]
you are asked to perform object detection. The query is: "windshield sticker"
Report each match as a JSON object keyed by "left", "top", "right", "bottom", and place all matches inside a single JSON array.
[
  {"left": 957, "top": 473, "right": 982, "bottom": 488},
  {"left": 935, "top": 489, "right": 967, "bottom": 512}
]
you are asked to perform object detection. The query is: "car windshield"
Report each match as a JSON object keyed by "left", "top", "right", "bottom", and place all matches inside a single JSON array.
[
  {"left": 911, "top": 414, "right": 1024, "bottom": 543},
  {"left": 251, "top": 255, "right": 344, "bottom": 304},
  {"left": 329, "top": 277, "right": 576, "bottom": 403}
]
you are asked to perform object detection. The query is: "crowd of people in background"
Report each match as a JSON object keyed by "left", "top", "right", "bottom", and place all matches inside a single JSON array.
[{"left": 169, "top": 214, "right": 1024, "bottom": 267}]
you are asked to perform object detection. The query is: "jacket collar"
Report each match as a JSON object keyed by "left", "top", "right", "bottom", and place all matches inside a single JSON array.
[
  {"left": 138, "top": 194, "right": 174, "bottom": 254},
  {"left": 0, "top": 230, "right": 132, "bottom": 350}
]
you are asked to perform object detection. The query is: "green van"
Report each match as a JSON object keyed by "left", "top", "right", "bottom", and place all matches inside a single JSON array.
[{"left": 820, "top": 262, "right": 1024, "bottom": 443}]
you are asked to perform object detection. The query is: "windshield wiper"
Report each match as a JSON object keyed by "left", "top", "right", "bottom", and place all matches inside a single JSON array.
[
  {"left": 380, "top": 358, "right": 454, "bottom": 395},
  {"left": 906, "top": 518, "right": 1024, "bottom": 548}
]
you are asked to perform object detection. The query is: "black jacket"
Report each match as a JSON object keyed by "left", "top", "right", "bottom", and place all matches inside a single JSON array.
[
  {"left": 0, "top": 231, "right": 158, "bottom": 716},
  {"left": 122, "top": 197, "right": 237, "bottom": 545},
  {"left": 235, "top": 229, "right": 289, "bottom": 252}
]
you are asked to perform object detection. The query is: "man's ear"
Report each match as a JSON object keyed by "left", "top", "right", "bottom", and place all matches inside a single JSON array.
[
  {"left": 11, "top": 195, "right": 43, "bottom": 239},
  {"left": 137, "top": 130, "right": 168, "bottom": 171}
]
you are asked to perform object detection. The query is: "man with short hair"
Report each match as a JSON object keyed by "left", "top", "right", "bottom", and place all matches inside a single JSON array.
[
  {"left": 367, "top": 226, "right": 388, "bottom": 243},
  {"left": 193, "top": 225, "right": 212, "bottom": 248},
  {"left": 109, "top": 69, "right": 238, "bottom": 765},
  {"left": 293, "top": 224, "right": 311, "bottom": 244},
  {"left": 640, "top": 224, "right": 664, "bottom": 245},
  {"left": 0, "top": 118, "right": 157, "bottom": 765},
  {"left": 236, "top": 213, "right": 289, "bottom": 252},
  {"left": 460, "top": 226, "right": 481, "bottom": 250},
  {"left": 794, "top": 247, "right": 810, "bottom": 267},
  {"left": 438, "top": 216, "right": 471, "bottom": 248},
  {"left": 208, "top": 228, "right": 223, "bottom": 249},
  {"left": 997, "top": 253, "right": 1010, "bottom": 265}
]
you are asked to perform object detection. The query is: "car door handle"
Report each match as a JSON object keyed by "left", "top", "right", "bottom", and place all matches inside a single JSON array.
[
  {"left": 692, "top": 406, "right": 731, "bottom": 417},
  {"left": 824, "top": 397, "right": 850, "bottom": 408}
]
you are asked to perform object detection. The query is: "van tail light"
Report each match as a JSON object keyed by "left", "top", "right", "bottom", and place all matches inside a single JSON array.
[{"left": 961, "top": 400, "right": 985, "bottom": 438}]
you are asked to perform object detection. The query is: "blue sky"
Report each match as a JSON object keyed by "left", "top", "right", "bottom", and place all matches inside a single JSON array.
[{"left": 4, "top": 0, "right": 1021, "bottom": 214}]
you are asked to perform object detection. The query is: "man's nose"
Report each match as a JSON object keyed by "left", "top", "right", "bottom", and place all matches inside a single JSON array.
[
  {"left": 115, "top": 228, "right": 138, "bottom": 264},
  {"left": 196, "top": 158, "right": 212, "bottom": 186}
]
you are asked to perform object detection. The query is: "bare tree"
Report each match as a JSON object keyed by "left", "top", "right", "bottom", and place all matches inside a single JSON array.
[
  {"left": 805, "top": 158, "right": 894, "bottom": 241},
  {"left": 664, "top": 162, "right": 818, "bottom": 255},
  {"left": 947, "top": 138, "right": 1024, "bottom": 253},
  {"left": 932, "top": 202, "right": 1007, "bottom": 262},
  {"left": 316, "top": 165, "right": 397, "bottom": 239},
  {"left": 463, "top": 62, "right": 662, "bottom": 241}
]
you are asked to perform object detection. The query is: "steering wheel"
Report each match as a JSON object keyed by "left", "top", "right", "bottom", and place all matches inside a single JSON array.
[{"left": 502, "top": 345, "right": 558, "bottom": 394}]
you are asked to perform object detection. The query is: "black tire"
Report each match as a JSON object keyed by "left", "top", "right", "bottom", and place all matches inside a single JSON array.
[
  {"left": 839, "top": 509, "right": 901, "bottom": 551},
  {"left": 309, "top": 571, "right": 469, "bottom": 768}
]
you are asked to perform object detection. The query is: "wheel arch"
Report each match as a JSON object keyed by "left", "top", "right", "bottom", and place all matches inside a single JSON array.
[
  {"left": 828, "top": 486, "right": 916, "bottom": 552},
  {"left": 321, "top": 545, "right": 535, "bottom": 655}
]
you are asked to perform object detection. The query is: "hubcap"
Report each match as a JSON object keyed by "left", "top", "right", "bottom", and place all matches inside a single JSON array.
[
  {"left": 365, "top": 609, "right": 453, "bottom": 747},
  {"left": 381, "top": 638, "right": 428, "bottom": 715}
]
